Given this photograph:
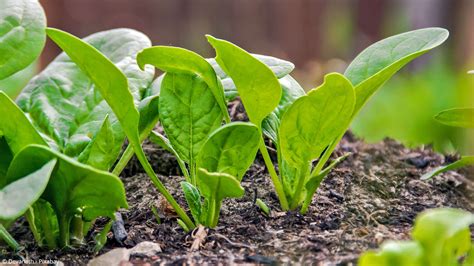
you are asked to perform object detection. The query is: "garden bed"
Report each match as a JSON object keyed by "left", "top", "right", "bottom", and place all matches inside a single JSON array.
[{"left": 3, "top": 128, "right": 472, "bottom": 265}]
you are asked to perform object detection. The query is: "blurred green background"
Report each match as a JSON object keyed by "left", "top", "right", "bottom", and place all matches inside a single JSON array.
[{"left": 5, "top": 0, "right": 474, "bottom": 155}]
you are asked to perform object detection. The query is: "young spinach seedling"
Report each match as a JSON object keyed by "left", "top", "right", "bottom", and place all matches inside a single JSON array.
[
  {"left": 422, "top": 107, "right": 474, "bottom": 179},
  {"left": 136, "top": 47, "right": 262, "bottom": 228},
  {"left": 359, "top": 208, "right": 474, "bottom": 266},
  {"left": 45, "top": 28, "right": 196, "bottom": 230},
  {"left": 208, "top": 28, "right": 449, "bottom": 213}
]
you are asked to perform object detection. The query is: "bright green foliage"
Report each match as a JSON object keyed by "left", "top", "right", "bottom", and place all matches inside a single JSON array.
[
  {"left": 0, "top": 160, "right": 56, "bottom": 221},
  {"left": 159, "top": 73, "right": 222, "bottom": 174},
  {"left": 435, "top": 108, "right": 474, "bottom": 128},
  {"left": 359, "top": 241, "right": 424, "bottom": 266},
  {"left": 207, "top": 54, "right": 295, "bottom": 101},
  {"left": 197, "top": 168, "right": 244, "bottom": 228},
  {"left": 45, "top": 28, "right": 195, "bottom": 229},
  {"left": 207, "top": 35, "right": 281, "bottom": 126},
  {"left": 262, "top": 75, "right": 305, "bottom": 145},
  {"left": 0, "top": 92, "right": 46, "bottom": 155},
  {"left": 137, "top": 46, "right": 230, "bottom": 122},
  {"left": 0, "top": 0, "right": 46, "bottom": 80},
  {"left": 359, "top": 208, "right": 474, "bottom": 266},
  {"left": 180, "top": 123, "right": 260, "bottom": 227},
  {"left": 137, "top": 46, "right": 262, "bottom": 228},
  {"left": 196, "top": 122, "right": 260, "bottom": 181},
  {"left": 207, "top": 35, "right": 290, "bottom": 210},
  {"left": 209, "top": 28, "right": 448, "bottom": 213},
  {"left": 137, "top": 46, "right": 226, "bottom": 184},
  {"left": 345, "top": 27, "right": 449, "bottom": 116},
  {"left": 0, "top": 90, "right": 128, "bottom": 250},
  {"left": 422, "top": 107, "right": 474, "bottom": 179},
  {"left": 7, "top": 145, "right": 128, "bottom": 247},
  {"left": 280, "top": 73, "right": 354, "bottom": 167}
]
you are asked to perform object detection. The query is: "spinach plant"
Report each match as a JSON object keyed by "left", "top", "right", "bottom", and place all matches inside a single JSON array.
[
  {"left": 359, "top": 208, "right": 474, "bottom": 266},
  {"left": 0, "top": 92, "right": 127, "bottom": 249},
  {"left": 44, "top": 28, "right": 195, "bottom": 230},
  {"left": 422, "top": 107, "right": 474, "bottom": 179},
  {"left": 0, "top": 1, "right": 135, "bottom": 249},
  {"left": 136, "top": 47, "right": 261, "bottom": 228},
  {"left": 207, "top": 28, "right": 449, "bottom": 213}
]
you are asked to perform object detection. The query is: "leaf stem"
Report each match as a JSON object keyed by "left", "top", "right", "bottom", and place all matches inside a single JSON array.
[
  {"left": 259, "top": 139, "right": 289, "bottom": 210},
  {"left": 133, "top": 145, "right": 195, "bottom": 230},
  {"left": 112, "top": 144, "right": 133, "bottom": 176},
  {"left": 59, "top": 215, "right": 70, "bottom": 248},
  {"left": 300, "top": 133, "right": 344, "bottom": 214},
  {"left": 0, "top": 224, "right": 20, "bottom": 251},
  {"left": 290, "top": 162, "right": 310, "bottom": 210}
]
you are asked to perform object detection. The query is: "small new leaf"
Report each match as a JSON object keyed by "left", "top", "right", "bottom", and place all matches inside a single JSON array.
[{"left": 197, "top": 122, "right": 260, "bottom": 181}]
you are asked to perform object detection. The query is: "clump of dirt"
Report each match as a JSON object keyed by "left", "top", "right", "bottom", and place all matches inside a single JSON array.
[{"left": 2, "top": 132, "right": 472, "bottom": 264}]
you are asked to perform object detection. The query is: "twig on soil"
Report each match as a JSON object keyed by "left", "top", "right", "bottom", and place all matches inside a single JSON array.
[
  {"left": 209, "top": 233, "right": 256, "bottom": 250},
  {"left": 190, "top": 225, "right": 208, "bottom": 252}
]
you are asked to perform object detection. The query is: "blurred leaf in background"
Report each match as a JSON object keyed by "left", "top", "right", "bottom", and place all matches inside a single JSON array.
[
  {"left": 351, "top": 59, "right": 474, "bottom": 155},
  {"left": 0, "top": 62, "right": 38, "bottom": 99}
]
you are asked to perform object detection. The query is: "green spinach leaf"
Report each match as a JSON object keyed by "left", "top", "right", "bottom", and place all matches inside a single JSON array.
[
  {"left": 344, "top": 27, "right": 449, "bottom": 117},
  {"left": 0, "top": 0, "right": 46, "bottom": 80},
  {"left": 196, "top": 122, "right": 260, "bottom": 181},
  {"left": 46, "top": 28, "right": 194, "bottom": 229}
]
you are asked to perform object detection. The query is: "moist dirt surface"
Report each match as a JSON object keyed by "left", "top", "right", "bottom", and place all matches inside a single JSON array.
[{"left": 1, "top": 103, "right": 473, "bottom": 265}]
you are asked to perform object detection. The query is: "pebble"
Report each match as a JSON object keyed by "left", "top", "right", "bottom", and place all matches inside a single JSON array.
[
  {"left": 130, "top": 241, "right": 162, "bottom": 257},
  {"left": 87, "top": 248, "right": 130, "bottom": 266}
]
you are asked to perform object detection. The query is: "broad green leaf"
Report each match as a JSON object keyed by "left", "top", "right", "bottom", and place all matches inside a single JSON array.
[
  {"left": 0, "top": 61, "right": 37, "bottom": 99},
  {"left": 344, "top": 28, "right": 449, "bottom": 116},
  {"left": 196, "top": 122, "right": 260, "bottom": 181},
  {"left": 262, "top": 75, "right": 305, "bottom": 144},
  {"left": 159, "top": 72, "right": 223, "bottom": 164},
  {"left": 280, "top": 73, "right": 355, "bottom": 167},
  {"left": 0, "top": 0, "right": 46, "bottom": 80},
  {"left": 0, "top": 92, "right": 46, "bottom": 154},
  {"left": 0, "top": 160, "right": 56, "bottom": 221},
  {"left": 137, "top": 46, "right": 230, "bottom": 122},
  {"left": 45, "top": 27, "right": 141, "bottom": 158},
  {"left": 207, "top": 35, "right": 282, "bottom": 126},
  {"left": 434, "top": 108, "right": 474, "bottom": 128},
  {"left": 6, "top": 144, "right": 127, "bottom": 229},
  {"left": 197, "top": 168, "right": 244, "bottom": 202},
  {"left": 358, "top": 241, "right": 424, "bottom": 266},
  {"left": 421, "top": 156, "right": 474, "bottom": 180},
  {"left": 45, "top": 28, "right": 194, "bottom": 229},
  {"left": 412, "top": 208, "right": 474, "bottom": 266},
  {"left": 18, "top": 28, "right": 154, "bottom": 165},
  {"left": 77, "top": 115, "right": 117, "bottom": 170},
  {"left": 181, "top": 181, "right": 202, "bottom": 224}
]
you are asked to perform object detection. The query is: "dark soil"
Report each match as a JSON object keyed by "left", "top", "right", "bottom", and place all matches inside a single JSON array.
[{"left": 1, "top": 102, "right": 473, "bottom": 265}]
